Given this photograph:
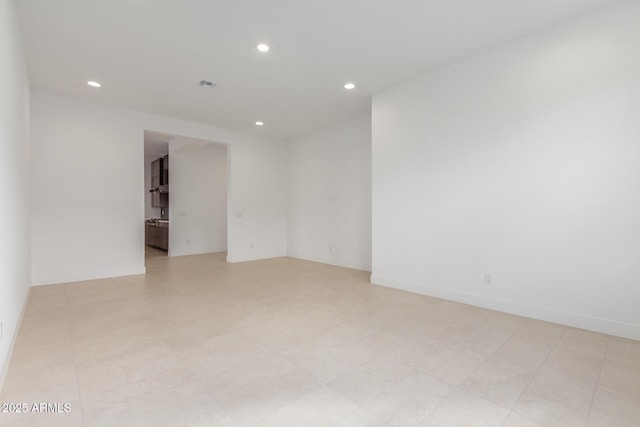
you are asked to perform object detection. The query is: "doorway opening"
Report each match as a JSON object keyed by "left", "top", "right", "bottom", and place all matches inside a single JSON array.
[{"left": 143, "top": 130, "right": 228, "bottom": 264}]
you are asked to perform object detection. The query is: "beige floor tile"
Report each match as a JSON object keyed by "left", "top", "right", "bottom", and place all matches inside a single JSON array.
[
  {"left": 537, "top": 347, "right": 604, "bottom": 389},
  {"left": 597, "top": 359, "right": 640, "bottom": 401},
  {"left": 79, "top": 380, "right": 145, "bottom": 425},
  {"left": 68, "top": 302, "right": 146, "bottom": 338},
  {"left": 75, "top": 340, "right": 192, "bottom": 398},
  {"left": 492, "top": 338, "right": 550, "bottom": 372},
  {"left": 168, "top": 332, "right": 271, "bottom": 380},
  {"left": 9, "top": 334, "right": 73, "bottom": 363},
  {"left": 355, "top": 326, "right": 436, "bottom": 365},
  {"left": 483, "top": 312, "right": 528, "bottom": 334},
  {"left": 460, "top": 356, "right": 536, "bottom": 409},
  {"left": 253, "top": 385, "right": 358, "bottom": 426},
  {"left": 199, "top": 328, "right": 256, "bottom": 352},
  {"left": 362, "top": 372, "right": 452, "bottom": 426},
  {"left": 0, "top": 357, "right": 79, "bottom": 404},
  {"left": 333, "top": 408, "right": 391, "bottom": 427},
  {"left": 256, "top": 334, "right": 320, "bottom": 365},
  {"left": 556, "top": 328, "right": 609, "bottom": 358},
  {"left": 514, "top": 373, "right": 595, "bottom": 427},
  {"left": 20, "top": 298, "right": 67, "bottom": 322},
  {"left": 385, "top": 308, "right": 438, "bottom": 335},
  {"left": 16, "top": 315, "right": 70, "bottom": 342},
  {"left": 587, "top": 387, "right": 640, "bottom": 427},
  {"left": 64, "top": 280, "right": 121, "bottom": 307},
  {"left": 127, "top": 290, "right": 200, "bottom": 310},
  {"left": 203, "top": 355, "right": 322, "bottom": 425},
  {"left": 260, "top": 306, "right": 349, "bottom": 339},
  {"left": 237, "top": 322, "right": 302, "bottom": 351},
  {"left": 126, "top": 381, "right": 235, "bottom": 427},
  {"left": 327, "top": 355, "right": 414, "bottom": 405},
  {"left": 82, "top": 379, "right": 233, "bottom": 427},
  {"left": 299, "top": 340, "right": 377, "bottom": 383},
  {"left": 502, "top": 412, "right": 551, "bottom": 427},
  {"left": 71, "top": 330, "right": 159, "bottom": 364},
  {"left": 315, "top": 314, "right": 406, "bottom": 350},
  {"left": 28, "top": 283, "right": 66, "bottom": 298},
  {"left": 444, "top": 326, "right": 514, "bottom": 357},
  {"left": 512, "top": 319, "right": 566, "bottom": 347},
  {"left": 419, "top": 390, "right": 510, "bottom": 426},
  {"left": 606, "top": 337, "right": 640, "bottom": 369},
  {"left": 161, "top": 314, "right": 238, "bottom": 342},
  {"left": 412, "top": 342, "right": 486, "bottom": 386}
]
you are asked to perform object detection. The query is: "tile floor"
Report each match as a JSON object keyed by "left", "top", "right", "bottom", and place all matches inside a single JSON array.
[{"left": 1, "top": 253, "right": 639, "bottom": 426}]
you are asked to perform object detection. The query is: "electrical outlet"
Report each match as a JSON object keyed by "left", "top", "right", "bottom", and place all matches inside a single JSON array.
[{"left": 484, "top": 273, "right": 493, "bottom": 286}]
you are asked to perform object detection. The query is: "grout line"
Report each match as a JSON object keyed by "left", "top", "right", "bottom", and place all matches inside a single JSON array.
[
  {"left": 508, "top": 323, "right": 567, "bottom": 425},
  {"left": 64, "top": 284, "right": 86, "bottom": 427},
  {"left": 160, "top": 333, "right": 241, "bottom": 425},
  {"left": 452, "top": 316, "right": 528, "bottom": 407},
  {"left": 584, "top": 335, "right": 611, "bottom": 426}
]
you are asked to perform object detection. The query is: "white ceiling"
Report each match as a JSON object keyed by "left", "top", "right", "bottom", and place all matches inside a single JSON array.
[
  {"left": 144, "top": 130, "right": 225, "bottom": 158},
  {"left": 17, "top": 0, "right": 620, "bottom": 140}
]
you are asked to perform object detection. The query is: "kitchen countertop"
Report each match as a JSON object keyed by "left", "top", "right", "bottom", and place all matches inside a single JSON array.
[{"left": 146, "top": 218, "right": 169, "bottom": 227}]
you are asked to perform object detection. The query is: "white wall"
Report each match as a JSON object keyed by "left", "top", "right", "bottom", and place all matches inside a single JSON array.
[
  {"left": 287, "top": 116, "right": 372, "bottom": 271},
  {"left": 0, "top": 0, "right": 31, "bottom": 388},
  {"left": 372, "top": 0, "right": 640, "bottom": 340},
  {"left": 31, "top": 92, "right": 287, "bottom": 285},
  {"left": 227, "top": 138, "right": 287, "bottom": 262},
  {"left": 169, "top": 142, "right": 227, "bottom": 256}
]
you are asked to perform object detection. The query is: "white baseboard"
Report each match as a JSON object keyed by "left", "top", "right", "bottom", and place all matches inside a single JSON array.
[
  {"left": 32, "top": 267, "right": 146, "bottom": 286},
  {"left": 169, "top": 249, "right": 227, "bottom": 257},
  {"left": 226, "top": 253, "right": 286, "bottom": 263},
  {"left": 288, "top": 252, "right": 371, "bottom": 272},
  {"left": 371, "top": 275, "right": 640, "bottom": 341},
  {"left": 0, "top": 287, "right": 31, "bottom": 393}
]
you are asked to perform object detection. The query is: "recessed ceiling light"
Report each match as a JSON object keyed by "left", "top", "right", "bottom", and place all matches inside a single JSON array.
[
  {"left": 256, "top": 43, "right": 270, "bottom": 52},
  {"left": 255, "top": 121, "right": 264, "bottom": 126},
  {"left": 344, "top": 82, "right": 356, "bottom": 90},
  {"left": 87, "top": 81, "right": 102, "bottom": 88}
]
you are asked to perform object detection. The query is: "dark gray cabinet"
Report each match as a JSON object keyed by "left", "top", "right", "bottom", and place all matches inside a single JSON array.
[
  {"left": 162, "top": 155, "right": 169, "bottom": 186},
  {"left": 150, "top": 156, "right": 169, "bottom": 208},
  {"left": 145, "top": 223, "right": 168, "bottom": 251}
]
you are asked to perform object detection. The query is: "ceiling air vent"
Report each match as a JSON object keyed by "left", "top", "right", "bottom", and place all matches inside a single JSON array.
[{"left": 198, "top": 80, "right": 216, "bottom": 89}]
